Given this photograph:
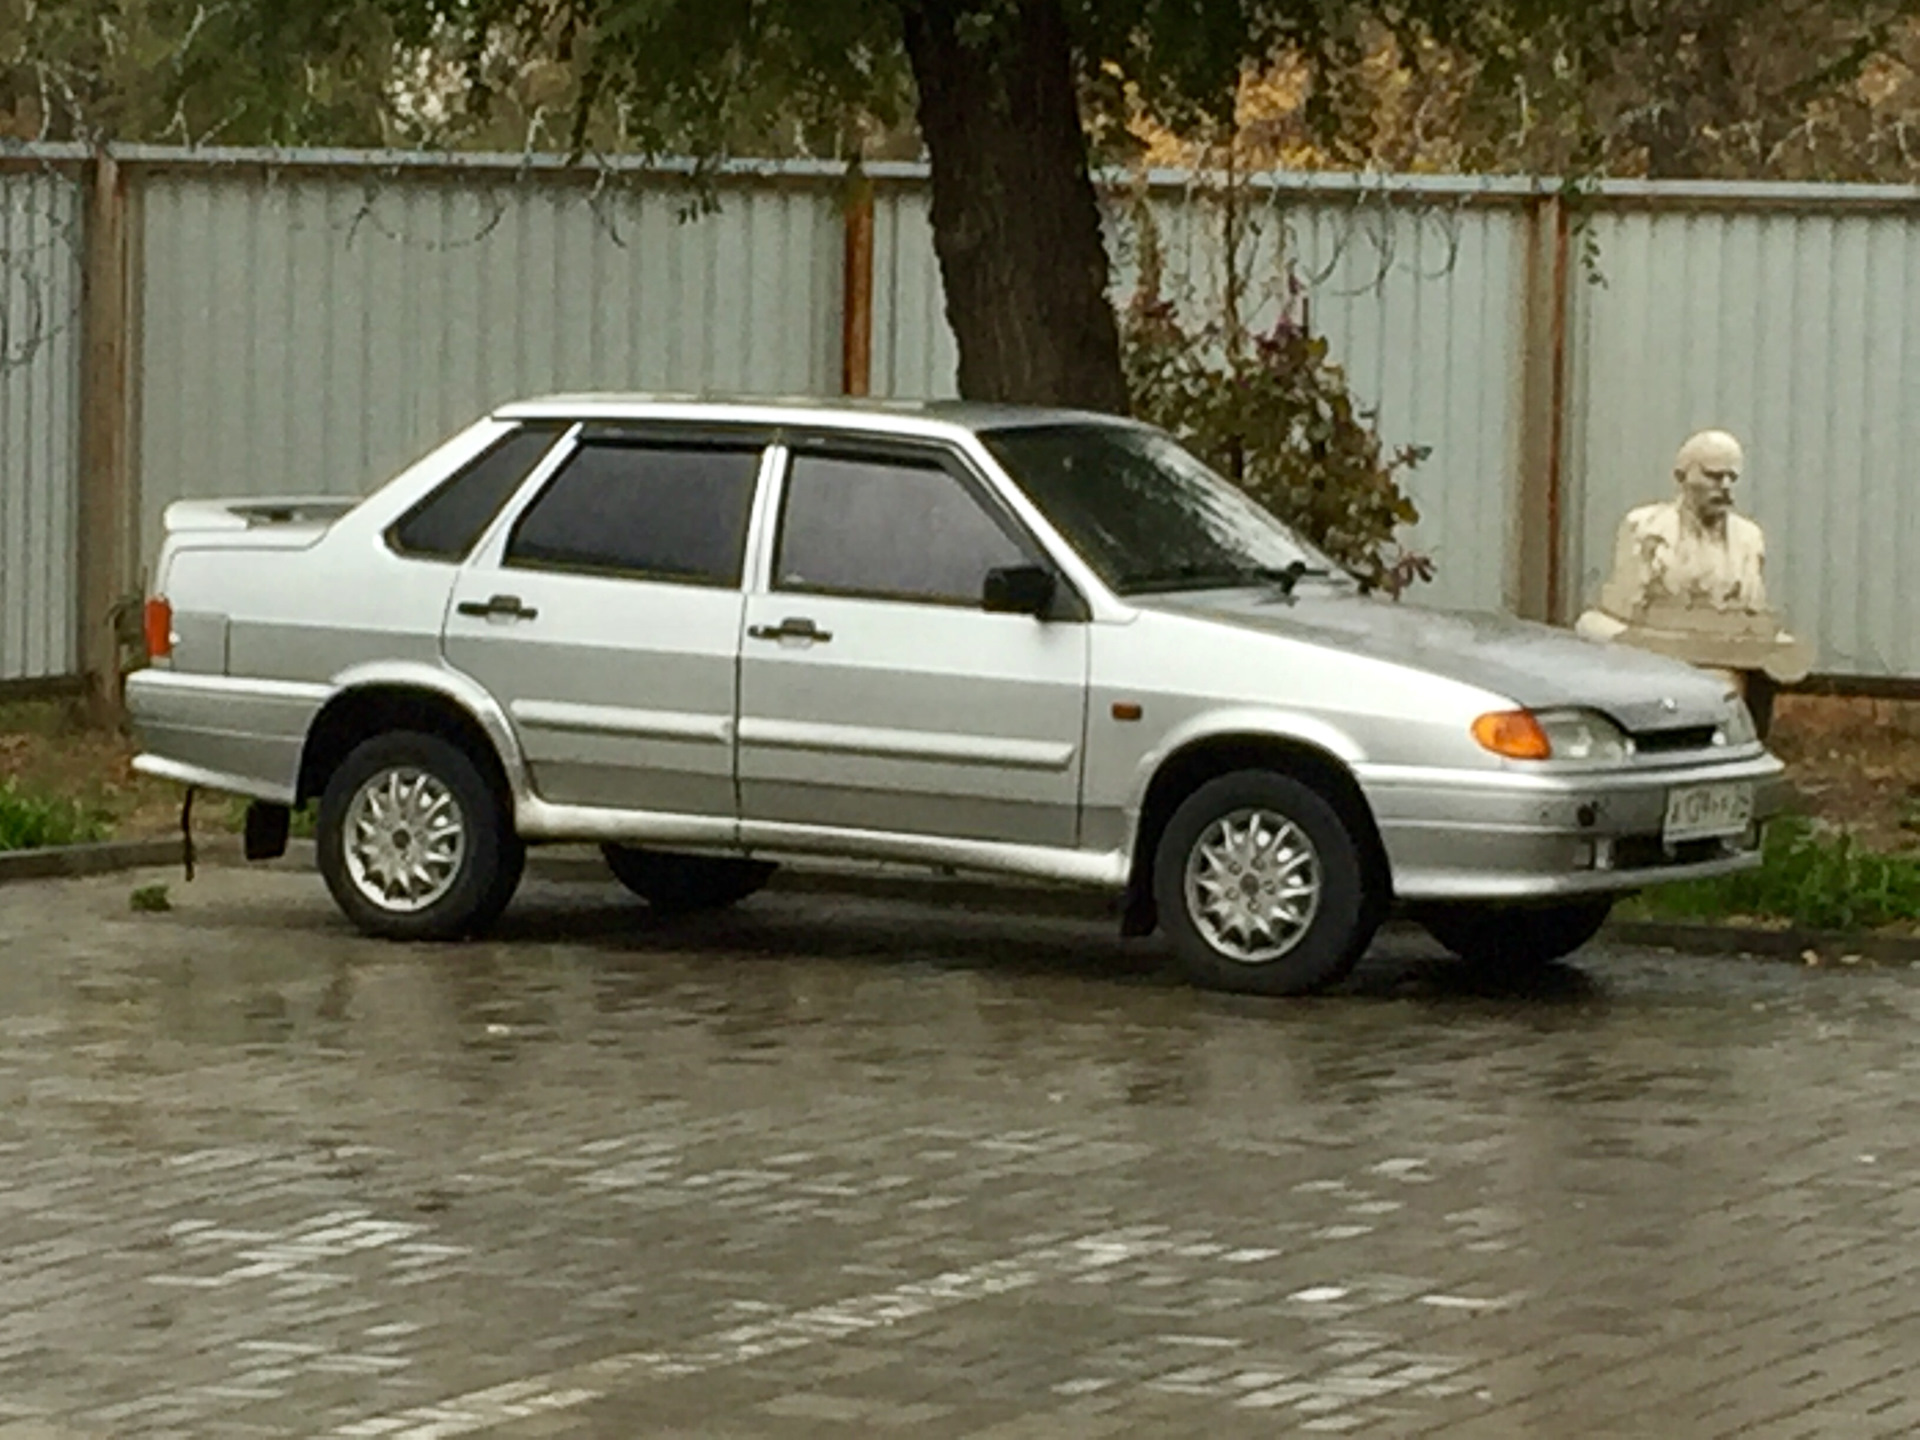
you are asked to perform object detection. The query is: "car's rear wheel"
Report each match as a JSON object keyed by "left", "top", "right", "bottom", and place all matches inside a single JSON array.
[
  {"left": 318, "top": 731, "right": 523, "bottom": 940},
  {"left": 602, "top": 846, "right": 776, "bottom": 914},
  {"left": 1418, "top": 898, "right": 1614, "bottom": 969},
  {"left": 1154, "top": 770, "right": 1378, "bottom": 996}
]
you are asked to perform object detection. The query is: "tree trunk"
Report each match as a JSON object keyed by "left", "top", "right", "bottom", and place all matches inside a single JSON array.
[{"left": 897, "top": 0, "right": 1129, "bottom": 414}]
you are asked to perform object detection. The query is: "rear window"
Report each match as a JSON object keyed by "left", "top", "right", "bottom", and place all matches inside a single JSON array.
[
  {"left": 503, "top": 440, "right": 764, "bottom": 587},
  {"left": 387, "top": 424, "right": 565, "bottom": 561}
]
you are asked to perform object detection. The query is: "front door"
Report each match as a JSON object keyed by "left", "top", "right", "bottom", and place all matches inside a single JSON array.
[
  {"left": 737, "top": 441, "right": 1089, "bottom": 850},
  {"left": 444, "top": 430, "right": 767, "bottom": 823}
]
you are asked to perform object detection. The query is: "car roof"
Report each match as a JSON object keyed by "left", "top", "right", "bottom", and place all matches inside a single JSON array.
[{"left": 492, "top": 393, "right": 1137, "bottom": 438}]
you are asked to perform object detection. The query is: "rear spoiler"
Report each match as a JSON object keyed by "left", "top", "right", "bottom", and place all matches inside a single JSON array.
[{"left": 161, "top": 497, "right": 360, "bottom": 534}]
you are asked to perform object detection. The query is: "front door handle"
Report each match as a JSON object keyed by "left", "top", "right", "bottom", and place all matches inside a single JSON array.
[
  {"left": 457, "top": 594, "right": 539, "bottom": 621},
  {"left": 748, "top": 616, "right": 832, "bottom": 644}
]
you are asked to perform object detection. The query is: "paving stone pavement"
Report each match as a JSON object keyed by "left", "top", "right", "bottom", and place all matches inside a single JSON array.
[{"left": 2, "top": 865, "right": 1919, "bottom": 1438}]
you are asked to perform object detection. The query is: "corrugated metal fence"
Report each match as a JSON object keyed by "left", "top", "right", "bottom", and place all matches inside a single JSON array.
[
  {"left": 0, "top": 159, "right": 84, "bottom": 684},
  {"left": 3, "top": 145, "right": 1919, "bottom": 690},
  {"left": 135, "top": 161, "right": 846, "bottom": 563},
  {"left": 1567, "top": 200, "right": 1920, "bottom": 680}
]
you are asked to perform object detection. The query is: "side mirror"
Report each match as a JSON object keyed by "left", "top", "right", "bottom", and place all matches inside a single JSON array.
[{"left": 982, "top": 564, "right": 1058, "bottom": 618}]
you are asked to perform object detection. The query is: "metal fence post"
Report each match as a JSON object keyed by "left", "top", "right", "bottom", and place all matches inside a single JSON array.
[
  {"left": 842, "top": 168, "right": 875, "bottom": 398},
  {"left": 1515, "top": 192, "right": 1571, "bottom": 625}
]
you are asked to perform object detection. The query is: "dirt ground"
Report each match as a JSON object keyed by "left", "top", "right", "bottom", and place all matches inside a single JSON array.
[
  {"left": 0, "top": 698, "right": 189, "bottom": 840},
  {"left": 3, "top": 692, "right": 1917, "bottom": 849},
  {"left": 1768, "top": 693, "right": 1920, "bottom": 852}
]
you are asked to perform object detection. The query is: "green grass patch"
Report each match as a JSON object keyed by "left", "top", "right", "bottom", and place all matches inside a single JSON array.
[
  {"left": 130, "top": 883, "right": 173, "bottom": 914},
  {"left": 0, "top": 778, "right": 111, "bottom": 851},
  {"left": 1630, "top": 814, "right": 1920, "bottom": 934}
]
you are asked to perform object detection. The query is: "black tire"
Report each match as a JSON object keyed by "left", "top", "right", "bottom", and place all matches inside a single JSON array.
[
  {"left": 601, "top": 846, "right": 776, "bottom": 915},
  {"left": 1418, "top": 898, "right": 1614, "bottom": 968},
  {"left": 317, "top": 731, "right": 524, "bottom": 941},
  {"left": 1153, "top": 770, "right": 1378, "bottom": 996}
]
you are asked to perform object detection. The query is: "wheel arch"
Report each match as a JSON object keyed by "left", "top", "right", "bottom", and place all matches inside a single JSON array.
[
  {"left": 297, "top": 666, "right": 524, "bottom": 810},
  {"left": 1121, "top": 728, "right": 1392, "bottom": 937}
]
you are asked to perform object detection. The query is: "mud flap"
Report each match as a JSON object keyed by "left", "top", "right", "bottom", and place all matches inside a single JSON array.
[
  {"left": 1120, "top": 880, "right": 1157, "bottom": 938},
  {"left": 244, "top": 802, "right": 291, "bottom": 862}
]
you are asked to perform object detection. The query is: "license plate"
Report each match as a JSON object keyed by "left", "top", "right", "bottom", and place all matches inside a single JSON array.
[{"left": 1663, "top": 782, "right": 1755, "bottom": 844}]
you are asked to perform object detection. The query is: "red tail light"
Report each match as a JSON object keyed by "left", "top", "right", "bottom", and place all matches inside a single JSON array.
[{"left": 144, "top": 597, "right": 174, "bottom": 659}]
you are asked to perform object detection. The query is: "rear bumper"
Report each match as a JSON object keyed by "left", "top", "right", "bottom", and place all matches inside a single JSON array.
[
  {"left": 1358, "top": 751, "right": 1789, "bottom": 901},
  {"left": 125, "top": 668, "right": 327, "bottom": 804}
]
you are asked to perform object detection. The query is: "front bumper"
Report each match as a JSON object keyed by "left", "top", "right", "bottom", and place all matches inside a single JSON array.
[{"left": 1358, "top": 751, "right": 1789, "bottom": 901}]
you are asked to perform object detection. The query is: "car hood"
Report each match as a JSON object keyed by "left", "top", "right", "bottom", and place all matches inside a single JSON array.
[{"left": 1146, "top": 587, "right": 1737, "bottom": 734}]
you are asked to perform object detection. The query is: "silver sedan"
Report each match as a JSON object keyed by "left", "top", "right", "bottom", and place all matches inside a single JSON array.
[{"left": 127, "top": 398, "right": 1784, "bottom": 994}]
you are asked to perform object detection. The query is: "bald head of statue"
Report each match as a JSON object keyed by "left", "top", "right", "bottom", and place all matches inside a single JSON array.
[{"left": 1673, "top": 429, "right": 1745, "bottom": 531}]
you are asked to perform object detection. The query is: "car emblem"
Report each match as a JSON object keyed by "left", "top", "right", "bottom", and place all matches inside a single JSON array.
[{"left": 1660, "top": 697, "right": 1680, "bottom": 714}]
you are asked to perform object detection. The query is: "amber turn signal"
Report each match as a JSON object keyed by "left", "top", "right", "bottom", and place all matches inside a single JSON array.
[
  {"left": 1472, "top": 710, "right": 1552, "bottom": 760},
  {"left": 144, "top": 597, "right": 173, "bottom": 659}
]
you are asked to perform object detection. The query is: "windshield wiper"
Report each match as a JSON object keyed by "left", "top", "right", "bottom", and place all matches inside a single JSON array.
[
  {"left": 1122, "top": 562, "right": 1324, "bottom": 595},
  {"left": 1263, "top": 561, "right": 1336, "bottom": 598}
]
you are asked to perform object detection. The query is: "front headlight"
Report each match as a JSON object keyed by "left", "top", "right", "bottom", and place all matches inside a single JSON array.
[
  {"left": 1472, "top": 708, "right": 1631, "bottom": 763},
  {"left": 1534, "top": 709, "right": 1633, "bottom": 764}
]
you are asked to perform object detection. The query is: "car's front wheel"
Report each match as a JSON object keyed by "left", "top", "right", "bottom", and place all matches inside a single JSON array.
[
  {"left": 602, "top": 846, "right": 776, "bottom": 914},
  {"left": 1154, "top": 770, "right": 1378, "bottom": 996},
  {"left": 1417, "top": 898, "right": 1614, "bottom": 969},
  {"left": 318, "top": 731, "right": 524, "bottom": 941}
]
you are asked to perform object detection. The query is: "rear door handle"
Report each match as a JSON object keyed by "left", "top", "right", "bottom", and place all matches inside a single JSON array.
[
  {"left": 457, "top": 594, "right": 538, "bottom": 621},
  {"left": 748, "top": 616, "right": 832, "bottom": 644}
]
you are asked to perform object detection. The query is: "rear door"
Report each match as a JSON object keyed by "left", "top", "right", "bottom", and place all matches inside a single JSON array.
[{"left": 444, "top": 427, "right": 769, "bottom": 825}]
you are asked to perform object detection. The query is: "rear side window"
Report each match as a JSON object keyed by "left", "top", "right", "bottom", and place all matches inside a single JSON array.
[
  {"left": 505, "top": 441, "right": 763, "bottom": 586},
  {"left": 388, "top": 424, "right": 565, "bottom": 561}
]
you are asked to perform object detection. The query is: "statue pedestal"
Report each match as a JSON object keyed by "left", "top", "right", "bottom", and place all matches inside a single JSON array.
[{"left": 1576, "top": 602, "right": 1811, "bottom": 740}]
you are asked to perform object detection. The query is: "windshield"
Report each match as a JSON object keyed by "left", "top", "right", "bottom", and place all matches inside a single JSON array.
[{"left": 981, "top": 422, "right": 1347, "bottom": 596}]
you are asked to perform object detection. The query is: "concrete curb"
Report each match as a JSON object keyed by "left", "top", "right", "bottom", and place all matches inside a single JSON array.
[
  {"left": 4, "top": 835, "right": 1918, "bottom": 964},
  {"left": 1607, "top": 919, "right": 1920, "bottom": 964},
  {"left": 0, "top": 835, "right": 242, "bottom": 882}
]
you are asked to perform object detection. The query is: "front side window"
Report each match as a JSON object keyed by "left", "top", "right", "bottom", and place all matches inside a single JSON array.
[
  {"left": 982, "top": 422, "right": 1347, "bottom": 595},
  {"left": 775, "top": 451, "right": 1029, "bottom": 606},
  {"left": 388, "top": 423, "right": 564, "bottom": 561},
  {"left": 505, "top": 440, "right": 763, "bottom": 586}
]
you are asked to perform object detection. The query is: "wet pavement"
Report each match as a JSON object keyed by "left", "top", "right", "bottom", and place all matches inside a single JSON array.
[{"left": 2, "top": 866, "right": 1919, "bottom": 1439}]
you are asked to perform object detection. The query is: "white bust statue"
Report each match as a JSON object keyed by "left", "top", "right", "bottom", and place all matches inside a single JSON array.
[{"left": 1576, "top": 429, "right": 1811, "bottom": 688}]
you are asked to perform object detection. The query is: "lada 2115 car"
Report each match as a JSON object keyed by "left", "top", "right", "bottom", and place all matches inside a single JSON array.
[{"left": 128, "top": 398, "right": 1784, "bottom": 995}]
